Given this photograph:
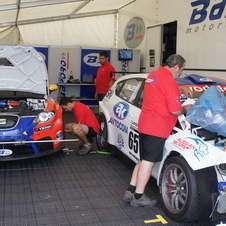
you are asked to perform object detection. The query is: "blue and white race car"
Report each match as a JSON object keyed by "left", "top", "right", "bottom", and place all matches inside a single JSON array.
[
  {"left": 97, "top": 73, "right": 226, "bottom": 224},
  {"left": 0, "top": 45, "right": 65, "bottom": 161}
]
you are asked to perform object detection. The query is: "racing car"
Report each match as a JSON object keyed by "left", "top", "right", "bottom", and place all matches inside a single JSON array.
[
  {"left": 0, "top": 45, "right": 65, "bottom": 160},
  {"left": 96, "top": 72, "right": 226, "bottom": 224}
]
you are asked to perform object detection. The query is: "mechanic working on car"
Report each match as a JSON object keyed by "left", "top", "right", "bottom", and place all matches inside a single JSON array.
[
  {"left": 59, "top": 97, "right": 100, "bottom": 156},
  {"left": 123, "top": 54, "right": 193, "bottom": 207},
  {"left": 94, "top": 51, "right": 116, "bottom": 101}
]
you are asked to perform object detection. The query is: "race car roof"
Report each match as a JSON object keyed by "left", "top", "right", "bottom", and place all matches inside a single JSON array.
[
  {"left": 177, "top": 73, "right": 226, "bottom": 86},
  {"left": 117, "top": 72, "right": 226, "bottom": 86},
  {"left": 0, "top": 45, "right": 48, "bottom": 95}
]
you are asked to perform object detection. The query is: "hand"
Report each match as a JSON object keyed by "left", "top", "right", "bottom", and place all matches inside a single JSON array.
[
  {"left": 65, "top": 128, "right": 73, "bottom": 133},
  {"left": 179, "top": 86, "right": 193, "bottom": 98},
  {"left": 64, "top": 123, "right": 74, "bottom": 133}
]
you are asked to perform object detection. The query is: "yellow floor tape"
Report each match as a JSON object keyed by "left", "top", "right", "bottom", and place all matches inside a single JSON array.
[
  {"left": 144, "top": 215, "right": 168, "bottom": 224},
  {"left": 63, "top": 149, "right": 74, "bottom": 152}
]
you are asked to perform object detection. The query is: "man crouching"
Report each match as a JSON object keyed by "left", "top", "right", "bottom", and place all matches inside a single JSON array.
[{"left": 59, "top": 97, "right": 100, "bottom": 155}]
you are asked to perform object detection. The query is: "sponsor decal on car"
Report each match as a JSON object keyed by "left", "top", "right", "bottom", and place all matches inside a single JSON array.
[
  {"left": 128, "top": 120, "right": 139, "bottom": 155},
  {"left": 172, "top": 137, "right": 209, "bottom": 161},
  {"left": 172, "top": 137, "right": 196, "bottom": 150},
  {"left": 113, "top": 102, "right": 130, "bottom": 120},
  {"left": 54, "top": 118, "right": 62, "bottom": 127},
  {"left": 117, "top": 134, "right": 124, "bottom": 149},
  {"left": 183, "top": 85, "right": 226, "bottom": 93},
  {"left": 55, "top": 131, "right": 63, "bottom": 143},
  {"left": 180, "top": 120, "right": 188, "bottom": 130},
  {"left": 187, "top": 137, "right": 209, "bottom": 161},
  {"left": 34, "top": 124, "right": 52, "bottom": 132},
  {"left": 105, "top": 89, "right": 114, "bottom": 99},
  {"left": 0, "top": 149, "right": 13, "bottom": 156},
  {"left": 130, "top": 120, "right": 138, "bottom": 132},
  {"left": 108, "top": 117, "right": 128, "bottom": 134},
  {"left": 0, "top": 118, "right": 6, "bottom": 124}
]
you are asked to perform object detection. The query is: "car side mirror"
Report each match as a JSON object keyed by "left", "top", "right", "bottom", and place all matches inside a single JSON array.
[{"left": 48, "top": 84, "right": 58, "bottom": 94}]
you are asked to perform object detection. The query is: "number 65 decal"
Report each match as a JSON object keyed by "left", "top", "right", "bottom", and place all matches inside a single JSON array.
[{"left": 128, "top": 131, "right": 139, "bottom": 153}]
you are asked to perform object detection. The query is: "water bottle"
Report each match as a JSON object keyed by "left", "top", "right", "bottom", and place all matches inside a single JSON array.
[{"left": 69, "top": 71, "right": 73, "bottom": 80}]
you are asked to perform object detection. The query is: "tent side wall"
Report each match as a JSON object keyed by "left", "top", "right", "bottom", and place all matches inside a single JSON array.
[
  {"left": 18, "top": 14, "right": 116, "bottom": 48},
  {"left": 0, "top": 27, "right": 20, "bottom": 45}
]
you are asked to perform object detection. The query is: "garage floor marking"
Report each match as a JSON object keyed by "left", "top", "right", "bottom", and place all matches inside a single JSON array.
[{"left": 144, "top": 215, "right": 168, "bottom": 224}]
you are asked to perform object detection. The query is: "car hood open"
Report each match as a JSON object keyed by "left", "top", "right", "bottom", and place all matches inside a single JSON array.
[{"left": 0, "top": 45, "right": 48, "bottom": 95}]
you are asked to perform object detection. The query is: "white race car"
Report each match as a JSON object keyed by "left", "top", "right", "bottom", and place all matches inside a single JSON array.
[{"left": 97, "top": 73, "right": 226, "bottom": 224}]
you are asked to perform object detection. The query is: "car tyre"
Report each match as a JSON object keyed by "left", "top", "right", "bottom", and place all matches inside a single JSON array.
[
  {"left": 96, "top": 113, "right": 110, "bottom": 152},
  {"left": 160, "top": 156, "right": 200, "bottom": 221}
]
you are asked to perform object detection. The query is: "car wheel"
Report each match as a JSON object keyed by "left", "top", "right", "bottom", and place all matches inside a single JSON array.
[
  {"left": 96, "top": 114, "right": 109, "bottom": 152},
  {"left": 160, "top": 156, "right": 200, "bottom": 221}
]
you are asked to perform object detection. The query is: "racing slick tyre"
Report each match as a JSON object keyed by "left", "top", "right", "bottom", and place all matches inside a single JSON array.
[
  {"left": 96, "top": 113, "right": 110, "bottom": 152},
  {"left": 160, "top": 156, "right": 200, "bottom": 221}
]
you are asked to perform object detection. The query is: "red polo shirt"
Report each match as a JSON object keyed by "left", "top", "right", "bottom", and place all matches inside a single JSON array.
[
  {"left": 72, "top": 102, "right": 100, "bottom": 133},
  {"left": 95, "top": 62, "right": 115, "bottom": 94},
  {"left": 138, "top": 67, "right": 182, "bottom": 138}
]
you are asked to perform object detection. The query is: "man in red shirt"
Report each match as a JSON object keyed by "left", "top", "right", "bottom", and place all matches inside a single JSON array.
[
  {"left": 59, "top": 97, "right": 100, "bottom": 155},
  {"left": 123, "top": 54, "right": 192, "bottom": 207},
  {"left": 95, "top": 51, "right": 116, "bottom": 101}
]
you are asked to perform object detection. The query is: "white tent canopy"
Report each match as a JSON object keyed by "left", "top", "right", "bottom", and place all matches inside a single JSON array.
[{"left": 0, "top": 0, "right": 135, "bottom": 47}]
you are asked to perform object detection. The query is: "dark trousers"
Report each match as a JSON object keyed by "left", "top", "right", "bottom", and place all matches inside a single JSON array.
[{"left": 97, "top": 93, "right": 106, "bottom": 101}]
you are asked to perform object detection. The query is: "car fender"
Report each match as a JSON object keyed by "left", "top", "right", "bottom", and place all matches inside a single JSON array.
[
  {"left": 153, "top": 145, "right": 186, "bottom": 186},
  {"left": 154, "top": 129, "right": 226, "bottom": 185},
  {"left": 168, "top": 129, "right": 226, "bottom": 169},
  {"left": 32, "top": 98, "right": 64, "bottom": 148}
]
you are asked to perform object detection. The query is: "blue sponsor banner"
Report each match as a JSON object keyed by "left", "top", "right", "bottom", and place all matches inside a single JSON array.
[{"left": 80, "top": 49, "right": 111, "bottom": 105}]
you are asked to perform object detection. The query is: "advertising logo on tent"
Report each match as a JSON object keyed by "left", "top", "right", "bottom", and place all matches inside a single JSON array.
[
  {"left": 83, "top": 52, "right": 100, "bottom": 67},
  {"left": 124, "top": 17, "right": 145, "bottom": 48},
  {"left": 186, "top": 0, "right": 225, "bottom": 34},
  {"left": 58, "top": 52, "right": 70, "bottom": 96}
]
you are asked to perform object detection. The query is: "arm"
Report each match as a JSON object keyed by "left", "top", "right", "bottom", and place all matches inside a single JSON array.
[
  {"left": 94, "top": 93, "right": 98, "bottom": 100},
  {"left": 108, "top": 68, "right": 116, "bottom": 90},
  {"left": 108, "top": 79, "right": 115, "bottom": 90},
  {"left": 171, "top": 104, "right": 192, "bottom": 116}
]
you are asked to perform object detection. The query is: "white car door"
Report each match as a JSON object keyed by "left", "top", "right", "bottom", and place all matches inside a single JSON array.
[{"left": 114, "top": 77, "right": 144, "bottom": 163}]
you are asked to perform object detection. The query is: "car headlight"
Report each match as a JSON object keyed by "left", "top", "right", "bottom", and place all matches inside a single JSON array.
[{"left": 33, "top": 111, "right": 55, "bottom": 124}]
